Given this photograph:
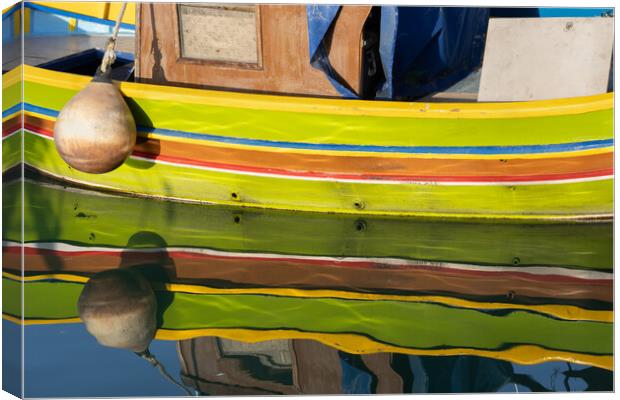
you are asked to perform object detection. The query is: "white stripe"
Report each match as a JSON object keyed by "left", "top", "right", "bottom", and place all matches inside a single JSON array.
[
  {"left": 4, "top": 240, "right": 612, "bottom": 281},
  {"left": 25, "top": 129, "right": 613, "bottom": 186},
  {"left": 2, "top": 161, "right": 21, "bottom": 172},
  {"left": 2, "top": 129, "right": 20, "bottom": 141}
]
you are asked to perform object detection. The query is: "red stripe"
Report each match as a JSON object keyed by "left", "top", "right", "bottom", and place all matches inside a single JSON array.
[
  {"left": 25, "top": 123, "right": 52, "bottom": 136},
  {"left": 9, "top": 246, "right": 612, "bottom": 285},
  {"left": 2, "top": 124, "right": 21, "bottom": 138},
  {"left": 25, "top": 124, "right": 614, "bottom": 183}
]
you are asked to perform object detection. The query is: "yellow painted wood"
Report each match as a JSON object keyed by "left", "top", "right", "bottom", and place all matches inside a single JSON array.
[
  {"left": 32, "top": 2, "right": 135, "bottom": 25},
  {"left": 12, "top": 7, "right": 19, "bottom": 37},
  {"left": 2, "top": 67, "right": 21, "bottom": 89},
  {"left": 107, "top": 2, "right": 134, "bottom": 24},
  {"left": 22, "top": 65, "right": 613, "bottom": 120},
  {"left": 3, "top": 314, "right": 80, "bottom": 325},
  {"left": 155, "top": 328, "right": 612, "bottom": 371},
  {"left": 23, "top": 6, "right": 30, "bottom": 34},
  {"left": 2, "top": 4, "right": 16, "bottom": 14}
]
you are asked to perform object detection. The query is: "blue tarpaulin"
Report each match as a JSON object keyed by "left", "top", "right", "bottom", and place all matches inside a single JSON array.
[
  {"left": 307, "top": 5, "right": 490, "bottom": 100},
  {"left": 377, "top": 7, "right": 489, "bottom": 99}
]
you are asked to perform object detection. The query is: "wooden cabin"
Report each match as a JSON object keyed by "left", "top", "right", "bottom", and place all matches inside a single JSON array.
[
  {"left": 135, "top": 3, "right": 381, "bottom": 97},
  {"left": 177, "top": 337, "right": 407, "bottom": 395}
]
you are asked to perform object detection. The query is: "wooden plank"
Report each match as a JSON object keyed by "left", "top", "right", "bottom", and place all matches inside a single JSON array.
[
  {"left": 291, "top": 339, "right": 343, "bottom": 393},
  {"left": 478, "top": 17, "right": 613, "bottom": 101},
  {"left": 361, "top": 353, "right": 404, "bottom": 393},
  {"left": 324, "top": 6, "right": 372, "bottom": 94},
  {"left": 136, "top": 3, "right": 371, "bottom": 97}
]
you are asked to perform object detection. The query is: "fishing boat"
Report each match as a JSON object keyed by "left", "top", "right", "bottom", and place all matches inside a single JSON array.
[
  {"left": 2, "top": 5, "right": 615, "bottom": 396},
  {"left": 2, "top": 3, "right": 614, "bottom": 221}
]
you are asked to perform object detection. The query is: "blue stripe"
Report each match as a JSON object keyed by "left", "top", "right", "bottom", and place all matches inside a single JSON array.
[
  {"left": 2, "top": 104, "right": 21, "bottom": 119},
  {"left": 22, "top": 103, "right": 613, "bottom": 155},
  {"left": 537, "top": 8, "right": 613, "bottom": 17},
  {"left": 24, "top": 3, "right": 135, "bottom": 30},
  {"left": 2, "top": 3, "right": 20, "bottom": 20},
  {"left": 23, "top": 104, "right": 55, "bottom": 117}
]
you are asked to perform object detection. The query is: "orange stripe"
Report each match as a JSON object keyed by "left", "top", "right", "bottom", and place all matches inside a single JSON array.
[{"left": 25, "top": 115, "right": 613, "bottom": 179}]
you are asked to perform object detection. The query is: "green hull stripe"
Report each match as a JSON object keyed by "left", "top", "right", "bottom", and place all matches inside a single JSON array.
[
  {"left": 5, "top": 279, "right": 612, "bottom": 355},
  {"left": 4, "top": 179, "right": 612, "bottom": 270},
  {"left": 23, "top": 81, "right": 613, "bottom": 147}
]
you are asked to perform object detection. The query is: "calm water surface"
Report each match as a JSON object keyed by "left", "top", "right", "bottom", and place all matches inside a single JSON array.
[{"left": 2, "top": 175, "right": 613, "bottom": 396}]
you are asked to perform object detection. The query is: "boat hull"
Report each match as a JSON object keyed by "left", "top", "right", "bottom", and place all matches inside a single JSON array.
[{"left": 4, "top": 66, "right": 614, "bottom": 220}]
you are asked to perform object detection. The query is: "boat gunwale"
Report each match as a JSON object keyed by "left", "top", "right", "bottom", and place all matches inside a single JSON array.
[{"left": 15, "top": 65, "right": 614, "bottom": 119}]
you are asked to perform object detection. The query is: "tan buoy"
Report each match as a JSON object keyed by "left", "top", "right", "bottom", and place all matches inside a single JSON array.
[
  {"left": 53, "top": 3, "right": 136, "bottom": 174},
  {"left": 77, "top": 269, "right": 157, "bottom": 353},
  {"left": 54, "top": 77, "right": 136, "bottom": 173}
]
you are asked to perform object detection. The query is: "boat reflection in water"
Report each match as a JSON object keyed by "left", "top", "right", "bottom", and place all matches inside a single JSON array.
[{"left": 2, "top": 173, "right": 613, "bottom": 395}]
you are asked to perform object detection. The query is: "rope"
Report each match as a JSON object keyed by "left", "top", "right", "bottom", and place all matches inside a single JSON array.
[
  {"left": 137, "top": 349, "right": 195, "bottom": 396},
  {"left": 99, "top": 2, "right": 127, "bottom": 74}
]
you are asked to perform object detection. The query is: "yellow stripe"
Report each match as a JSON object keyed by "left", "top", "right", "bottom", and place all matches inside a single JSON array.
[
  {"left": 23, "top": 7, "right": 30, "bottom": 34},
  {"left": 2, "top": 4, "right": 16, "bottom": 14},
  {"left": 30, "top": 2, "right": 135, "bottom": 25},
  {"left": 6, "top": 315, "right": 609, "bottom": 370},
  {"left": 2, "top": 66, "right": 21, "bottom": 89},
  {"left": 3, "top": 314, "right": 81, "bottom": 325},
  {"left": 20, "top": 110, "right": 614, "bottom": 160},
  {"left": 22, "top": 65, "right": 613, "bottom": 120},
  {"left": 107, "top": 2, "right": 135, "bottom": 24},
  {"left": 4, "top": 272, "right": 89, "bottom": 283},
  {"left": 3, "top": 111, "right": 21, "bottom": 123},
  {"left": 8, "top": 272, "right": 611, "bottom": 322},
  {"left": 154, "top": 328, "right": 613, "bottom": 371},
  {"left": 23, "top": 110, "right": 53, "bottom": 121},
  {"left": 2, "top": 314, "right": 21, "bottom": 324},
  {"left": 12, "top": 7, "right": 19, "bottom": 37}
]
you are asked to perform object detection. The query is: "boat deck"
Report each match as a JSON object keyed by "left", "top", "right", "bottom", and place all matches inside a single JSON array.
[{"left": 2, "top": 34, "right": 134, "bottom": 72}]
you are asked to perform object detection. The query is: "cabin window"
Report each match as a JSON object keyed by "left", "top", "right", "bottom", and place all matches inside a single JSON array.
[
  {"left": 177, "top": 4, "right": 261, "bottom": 66},
  {"left": 216, "top": 338, "right": 294, "bottom": 385}
]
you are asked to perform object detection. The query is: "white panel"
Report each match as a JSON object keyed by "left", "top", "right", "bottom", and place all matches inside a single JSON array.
[
  {"left": 478, "top": 17, "right": 613, "bottom": 101},
  {"left": 178, "top": 4, "right": 258, "bottom": 64}
]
